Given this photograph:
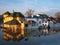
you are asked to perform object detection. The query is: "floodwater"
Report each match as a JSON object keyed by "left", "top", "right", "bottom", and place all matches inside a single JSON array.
[{"left": 0, "top": 27, "right": 60, "bottom": 45}]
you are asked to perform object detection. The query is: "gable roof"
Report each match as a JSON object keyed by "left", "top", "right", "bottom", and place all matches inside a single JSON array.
[
  {"left": 3, "top": 11, "right": 11, "bottom": 15},
  {"left": 13, "top": 12, "right": 25, "bottom": 18}
]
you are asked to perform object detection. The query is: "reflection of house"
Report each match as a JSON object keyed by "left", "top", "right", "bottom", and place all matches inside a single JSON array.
[
  {"left": 25, "top": 14, "right": 49, "bottom": 28},
  {"left": 3, "top": 11, "right": 25, "bottom": 40}
]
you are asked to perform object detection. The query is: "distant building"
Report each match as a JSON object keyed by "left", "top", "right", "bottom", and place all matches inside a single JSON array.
[{"left": 25, "top": 14, "right": 49, "bottom": 28}]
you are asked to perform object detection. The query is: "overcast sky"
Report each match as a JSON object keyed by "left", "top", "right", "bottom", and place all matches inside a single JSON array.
[{"left": 0, "top": 0, "right": 60, "bottom": 16}]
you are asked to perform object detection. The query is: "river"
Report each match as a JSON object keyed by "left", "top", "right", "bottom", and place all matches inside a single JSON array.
[{"left": 0, "top": 27, "right": 60, "bottom": 45}]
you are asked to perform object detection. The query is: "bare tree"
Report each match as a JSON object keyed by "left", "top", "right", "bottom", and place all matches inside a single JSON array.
[
  {"left": 25, "top": 9, "right": 34, "bottom": 16},
  {"left": 55, "top": 12, "right": 60, "bottom": 18}
]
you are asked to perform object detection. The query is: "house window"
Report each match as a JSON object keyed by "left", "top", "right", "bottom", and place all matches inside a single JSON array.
[
  {"left": 39, "top": 21, "right": 41, "bottom": 24},
  {"left": 45, "top": 21, "right": 47, "bottom": 23},
  {"left": 43, "top": 24, "right": 44, "bottom": 26}
]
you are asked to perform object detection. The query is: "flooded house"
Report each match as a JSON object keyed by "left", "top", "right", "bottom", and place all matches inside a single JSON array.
[{"left": 3, "top": 11, "right": 26, "bottom": 40}]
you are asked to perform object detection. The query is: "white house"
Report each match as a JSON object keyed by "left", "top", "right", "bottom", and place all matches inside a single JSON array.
[
  {"left": 38, "top": 18, "right": 49, "bottom": 28},
  {"left": 25, "top": 14, "right": 49, "bottom": 28}
]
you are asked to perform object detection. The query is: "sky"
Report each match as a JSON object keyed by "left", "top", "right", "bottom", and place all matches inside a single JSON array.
[{"left": 0, "top": 0, "right": 60, "bottom": 16}]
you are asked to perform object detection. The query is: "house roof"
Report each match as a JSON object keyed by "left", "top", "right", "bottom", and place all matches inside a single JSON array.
[
  {"left": 13, "top": 12, "right": 25, "bottom": 18},
  {"left": 3, "top": 11, "right": 11, "bottom": 15},
  {"left": 26, "top": 14, "right": 49, "bottom": 18},
  {"left": 3, "top": 11, "right": 25, "bottom": 18},
  {"left": 33, "top": 15, "right": 39, "bottom": 18},
  {"left": 38, "top": 14, "right": 48, "bottom": 18}
]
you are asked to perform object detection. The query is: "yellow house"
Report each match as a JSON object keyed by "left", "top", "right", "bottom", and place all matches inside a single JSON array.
[{"left": 3, "top": 11, "right": 25, "bottom": 40}]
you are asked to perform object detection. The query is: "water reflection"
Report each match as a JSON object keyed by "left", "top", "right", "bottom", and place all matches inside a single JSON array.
[
  {"left": 3, "top": 22, "right": 26, "bottom": 41},
  {"left": 2, "top": 27, "right": 60, "bottom": 41},
  {"left": 26, "top": 28, "right": 60, "bottom": 37},
  {"left": 3, "top": 29, "right": 24, "bottom": 41}
]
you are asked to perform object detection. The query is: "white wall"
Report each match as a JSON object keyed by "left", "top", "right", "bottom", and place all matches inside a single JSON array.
[{"left": 25, "top": 18, "right": 49, "bottom": 27}]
